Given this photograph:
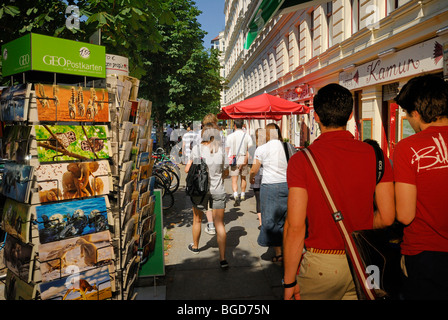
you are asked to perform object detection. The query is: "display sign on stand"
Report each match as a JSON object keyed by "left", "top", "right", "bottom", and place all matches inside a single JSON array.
[
  {"left": 138, "top": 189, "right": 165, "bottom": 277},
  {"left": 2, "top": 33, "right": 106, "bottom": 78}
]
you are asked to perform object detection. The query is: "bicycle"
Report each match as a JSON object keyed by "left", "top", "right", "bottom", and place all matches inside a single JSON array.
[
  {"left": 152, "top": 148, "right": 180, "bottom": 192},
  {"left": 152, "top": 165, "right": 175, "bottom": 210}
]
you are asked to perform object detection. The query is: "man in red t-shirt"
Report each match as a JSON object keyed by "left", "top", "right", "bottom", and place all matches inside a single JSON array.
[
  {"left": 393, "top": 74, "right": 448, "bottom": 300},
  {"left": 283, "top": 83, "right": 395, "bottom": 300}
]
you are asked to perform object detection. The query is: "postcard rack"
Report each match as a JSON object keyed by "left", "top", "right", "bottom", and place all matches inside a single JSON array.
[{"left": 0, "top": 71, "right": 159, "bottom": 300}]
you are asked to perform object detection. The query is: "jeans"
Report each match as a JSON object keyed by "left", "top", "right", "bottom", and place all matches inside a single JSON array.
[{"left": 257, "top": 182, "right": 288, "bottom": 247}]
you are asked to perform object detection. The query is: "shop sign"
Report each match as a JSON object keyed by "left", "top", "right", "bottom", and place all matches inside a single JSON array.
[
  {"left": 339, "top": 37, "right": 444, "bottom": 90},
  {"left": 106, "top": 54, "right": 129, "bottom": 76},
  {"left": 2, "top": 33, "right": 106, "bottom": 78}
]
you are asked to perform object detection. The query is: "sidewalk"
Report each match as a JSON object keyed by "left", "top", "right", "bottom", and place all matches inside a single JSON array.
[{"left": 137, "top": 165, "right": 284, "bottom": 300}]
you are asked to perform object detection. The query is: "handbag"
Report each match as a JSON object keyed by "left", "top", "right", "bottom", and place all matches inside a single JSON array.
[{"left": 302, "top": 147, "right": 399, "bottom": 300}]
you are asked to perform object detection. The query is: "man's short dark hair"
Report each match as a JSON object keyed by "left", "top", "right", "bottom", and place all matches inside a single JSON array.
[
  {"left": 234, "top": 119, "right": 244, "bottom": 129},
  {"left": 395, "top": 74, "right": 448, "bottom": 123},
  {"left": 313, "top": 83, "right": 353, "bottom": 128}
]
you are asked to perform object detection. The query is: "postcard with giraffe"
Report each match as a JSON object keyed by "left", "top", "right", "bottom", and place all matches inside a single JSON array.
[{"left": 33, "top": 84, "right": 109, "bottom": 122}]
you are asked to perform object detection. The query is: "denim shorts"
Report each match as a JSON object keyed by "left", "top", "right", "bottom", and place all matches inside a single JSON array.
[
  {"left": 257, "top": 182, "right": 288, "bottom": 247},
  {"left": 191, "top": 193, "right": 226, "bottom": 210}
]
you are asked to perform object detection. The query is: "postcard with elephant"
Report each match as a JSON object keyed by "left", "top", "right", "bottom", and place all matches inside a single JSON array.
[
  {"left": 39, "top": 265, "right": 113, "bottom": 300},
  {"left": 35, "top": 196, "right": 111, "bottom": 245},
  {"left": 38, "top": 230, "right": 114, "bottom": 283},
  {"left": 32, "top": 84, "right": 109, "bottom": 123},
  {"left": 31, "top": 160, "right": 111, "bottom": 204},
  {"left": 33, "top": 124, "right": 111, "bottom": 162}
]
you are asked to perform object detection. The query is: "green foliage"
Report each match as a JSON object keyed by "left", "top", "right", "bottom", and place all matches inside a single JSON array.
[
  {"left": 139, "top": 0, "right": 224, "bottom": 128},
  {"left": 0, "top": 0, "right": 175, "bottom": 79}
]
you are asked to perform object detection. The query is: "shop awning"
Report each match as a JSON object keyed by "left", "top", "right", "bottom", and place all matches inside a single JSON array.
[
  {"left": 276, "top": 0, "right": 330, "bottom": 15},
  {"left": 217, "top": 93, "right": 309, "bottom": 120}
]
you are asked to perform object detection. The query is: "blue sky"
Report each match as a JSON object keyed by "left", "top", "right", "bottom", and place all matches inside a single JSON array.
[{"left": 194, "top": 0, "right": 225, "bottom": 49}]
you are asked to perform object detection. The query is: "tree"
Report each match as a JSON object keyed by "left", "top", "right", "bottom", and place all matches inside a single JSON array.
[
  {"left": 139, "top": 0, "right": 224, "bottom": 141},
  {"left": 0, "top": 0, "right": 175, "bottom": 80}
]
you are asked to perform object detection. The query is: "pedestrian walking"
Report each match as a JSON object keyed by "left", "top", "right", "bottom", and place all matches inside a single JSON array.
[
  {"left": 283, "top": 83, "right": 395, "bottom": 300},
  {"left": 393, "top": 74, "right": 448, "bottom": 300},
  {"left": 225, "top": 119, "right": 254, "bottom": 206},
  {"left": 200, "top": 113, "right": 226, "bottom": 235},
  {"left": 249, "top": 128, "right": 266, "bottom": 228},
  {"left": 181, "top": 123, "right": 198, "bottom": 164},
  {"left": 249, "top": 123, "right": 295, "bottom": 263},
  {"left": 184, "top": 122, "right": 230, "bottom": 268}
]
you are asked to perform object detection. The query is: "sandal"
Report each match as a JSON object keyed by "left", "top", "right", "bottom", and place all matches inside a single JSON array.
[{"left": 271, "top": 255, "right": 283, "bottom": 262}]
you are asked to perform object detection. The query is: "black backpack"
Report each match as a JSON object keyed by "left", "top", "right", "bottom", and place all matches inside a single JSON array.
[{"left": 185, "top": 157, "right": 209, "bottom": 205}]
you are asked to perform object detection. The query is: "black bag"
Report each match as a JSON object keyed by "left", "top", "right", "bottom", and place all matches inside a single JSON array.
[
  {"left": 302, "top": 145, "right": 403, "bottom": 300},
  {"left": 185, "top": 157, "right": 209, "bottom": 205},
  {"left": 349, "top": 141, "right": 403, "bottom": 300}
]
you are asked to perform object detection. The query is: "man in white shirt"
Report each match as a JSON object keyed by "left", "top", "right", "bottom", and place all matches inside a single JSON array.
[
  {"left": 182, "top": 123, "right": 199, "bottom": 164},
  {"left": 225, "top": 119, "right": 254, "bottom": 206}
]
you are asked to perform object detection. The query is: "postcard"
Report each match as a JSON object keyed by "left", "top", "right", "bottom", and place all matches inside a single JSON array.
[
  {"left": 39, "top": 230, "right": 114, "bottom": 283},
  {"left": 39, "top": 265, "right": 112, "bottom": 300},
  {"left": 35, "top": 196, "right": 110, "bottom": 244},
  {"left": 31, "top": 160, "right": 110, "bottom": 204}
]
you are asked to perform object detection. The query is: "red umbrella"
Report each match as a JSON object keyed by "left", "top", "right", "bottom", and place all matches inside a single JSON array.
[
  {"left": 221, "top": 93, "right": 309, "bottom": 118},
  {"left": 217, "top": 107, "right": 282, "bottom": 121}
]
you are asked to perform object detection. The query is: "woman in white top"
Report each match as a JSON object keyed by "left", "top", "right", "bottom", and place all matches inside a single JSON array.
[
  {"left": 185, "top": 123, "right": 230, "bottom": 268},
  {"left": 249, "top": 123, "right": 295, "bottom": 262}
]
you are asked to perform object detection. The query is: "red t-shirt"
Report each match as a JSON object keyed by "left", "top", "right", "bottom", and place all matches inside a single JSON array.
[
  {"left": 393, "top": 126, "right": 448, "bottom": 255},
  {"left": 287, "top": 131, "right": 393, "bottom": 250}
]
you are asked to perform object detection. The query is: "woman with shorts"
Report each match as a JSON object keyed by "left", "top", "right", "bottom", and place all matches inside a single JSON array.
[{"left": 185, "top": 123, "right": 230, "bottom": 268}]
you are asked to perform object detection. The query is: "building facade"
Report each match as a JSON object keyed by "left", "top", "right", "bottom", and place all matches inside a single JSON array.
[{"left": 222, "top": 0, "right": 448, "bottom": 157}]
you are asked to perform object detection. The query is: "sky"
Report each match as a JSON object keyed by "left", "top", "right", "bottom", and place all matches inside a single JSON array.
[{"left": 194, "top": 0, "right": 225, "bottom": 49}]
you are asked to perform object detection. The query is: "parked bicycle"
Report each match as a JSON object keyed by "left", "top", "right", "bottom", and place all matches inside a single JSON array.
[{"left": 151, "top": 147, "right": 181, "bottom": 210}]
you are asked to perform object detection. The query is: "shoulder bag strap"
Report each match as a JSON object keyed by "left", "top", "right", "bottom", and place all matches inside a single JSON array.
[
  {"left": 235, "top": 132, "right": 246, "bottom": 157},
  {"left": 301, "top": 148, "right": 377, "bottom": 300},
  {"left": 283, "top": 142, "right": 290, "bottom": 163}
]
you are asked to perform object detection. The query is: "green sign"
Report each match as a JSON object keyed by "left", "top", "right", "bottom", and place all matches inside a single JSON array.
[
  {"left": 2, "top": 33, "right": 106, "bottom": 78},
  {"left": 2, "top": 33, "right": 32, "bottom": 76},
  {"left": 139, "top": 189, "right": 165, "bottom": 277}
]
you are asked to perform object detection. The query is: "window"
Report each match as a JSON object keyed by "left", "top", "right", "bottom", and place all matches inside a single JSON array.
[
  {"left": 326, "top": 1, "right": 333, "bottom": 48},
  {"left": 351, "top": 0, "right": 359, "bottom": 34},
  {"left": 310, "top": 10, "right": 314, "bottom": 55},
  {"left": 386, "top": 0, "right": 399, "bottom": 16}
]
